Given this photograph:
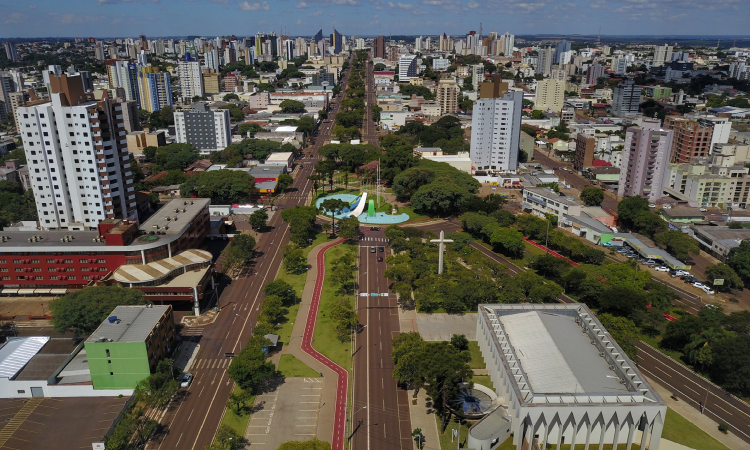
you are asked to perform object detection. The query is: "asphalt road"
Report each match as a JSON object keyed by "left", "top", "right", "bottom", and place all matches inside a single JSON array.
[
  {"left": 411, "top": 219, "right": 750, "bottom": 445},
  {"left": 151, "top": 55, "right": 356, "bottom": 450},
  {"left": 363, "top": 56, "right": 378, "bottom": 146},
  {"left": 351, "top": 232, "right": 412, "bottom": 450}
]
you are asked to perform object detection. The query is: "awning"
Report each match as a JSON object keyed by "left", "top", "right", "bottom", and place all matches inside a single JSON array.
[
  {"left": 50, "top": 289, "right": 68, "bottom": 295},
  {"left": 18, "top": 289, "right": 36, "bottom": 295},
  {"left": 34, "top": 289, "right": 51, "bottom": 295},
  {"left": 1, "top": 289, "right": 18, "bottom": 295}
]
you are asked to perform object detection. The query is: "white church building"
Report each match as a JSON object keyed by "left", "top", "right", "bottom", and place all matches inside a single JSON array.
[{"left": 471, "top": 303, "right": 667, "bottom": 450}]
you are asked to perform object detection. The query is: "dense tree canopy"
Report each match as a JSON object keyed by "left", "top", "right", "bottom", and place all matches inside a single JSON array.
[
  {"left": 50, "top": 286, "right": 147, "bottom": 336},
  {"left": 179, "top": 169, "right": 254, "bottom": 204},
  {"left": 143, "top": 143, "right": 200, "bottom": 171},
  {"left": 279, "top": 99, "right": 306, "bottom": 113},
  {"left": 580, "top": 187, "right": 605, "bottom": 206}
]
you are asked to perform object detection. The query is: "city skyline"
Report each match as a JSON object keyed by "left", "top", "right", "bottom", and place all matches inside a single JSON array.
[{"left": 1, "top": 0, "right": 749, "bottom": 39}]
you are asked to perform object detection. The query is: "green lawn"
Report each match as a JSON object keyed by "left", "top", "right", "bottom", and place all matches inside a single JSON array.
[
  {"left": 662, "top": 407, "right": 730, "bottom": 450},
  {"left": 312, "top": 242, "right": 357, "bottom": 371},
  {"left": 277, "top": 354, "right": 319, "bottom": 377},
  {"left": 398, "top": 205, "right": 430, "bottom": 222},
  {"left": 275, "top": 232, "right": 331, "bottom": 347},
  {"left": 435, "top": 414, "right": 472, "bottom": 450},
  {"left": 219, "top": 385, "right": 255, "bottom": 436},
  {"left": 471, "top": 375, "right": 494, "bottom": 391},
  {"left": 467, "top": 341, "right": 485, "bottom": 369}
]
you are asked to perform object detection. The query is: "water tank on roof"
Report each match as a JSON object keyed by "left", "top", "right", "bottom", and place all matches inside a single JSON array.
[{"left": 108, "top": 316, "right": 118, "bottom": 323}]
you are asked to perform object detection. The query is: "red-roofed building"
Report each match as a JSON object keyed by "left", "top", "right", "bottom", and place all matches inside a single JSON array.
[{"left": 592, "top": 160, "right": 612, "bottom": 167}]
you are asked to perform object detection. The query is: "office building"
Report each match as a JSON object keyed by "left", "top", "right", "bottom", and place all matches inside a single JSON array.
[
  {"left": 398, "top": 55, "right": 418, "bottom": 81},
  {"left": 618, "top": 119, "right": 674, "bottom": 201},
  {"left": 611, "top": 78, "right": 641, "bottom": 117},
  {"left": 312, "top": 72, "right": 335, "bottom": 86},
  {"left": 473, "top": 304, "right": 666, "bottom": 450},
  {"left": 373, "top": 36, "right": 386, "bottom": 59},
  {"left": 653, "top": 44, "right": 673, "bottom": 67},
  {"left": 203, "top": 69, "right": 220, "bottom": 94},
  {"left": 85, "top": 305, "right": 177, "bottom": 389},
  {"left": 574, "top": 133, "right": 596, "bottom": 171},
  {"left": 611, "top": 56, "right": 628, "bottom": 75},
  {"left": 178, "top": 55, "right": 204, "bottom": 102},
  {"left": 4, "top": 42, "right": 19, "bottom": 61},
  {"left": 534, "top": 79, "right": 565, "bottom": 113},
  {"left": 523, "top": 187, "right": 583, "bottom": 222},
  {"left": 137, "top": 66, "right": 172, "bottom": 112},
  {"left": 174, "top": 103, "right": 231, "bottom": 154},
  {"left": 242, "top": 47, "right": 255, "bottom": 66},
  {"left": 284, "top": 40, "right": 295, "bottom": 60},
  {"left": 555, "top": 40, "right": 571, "bottom": 64},
  {"left": 499, "top": 32, "right": 514, "bottom": 56},
  {"left": 664, "top": 117, "right": 714, "bottom": 164},
  {"left": 94, "top": 41, "right": 106, "bottom": 61},
  {"left": 585, "top": 63, "right": 606, "bottom": 86},
  {"left": 535, "top": 47, "right": 555, "bottom": 76},
  {"left": 330, "top": 29, "right": 343, "bottom": 54},
  {"left": 0, "top": 71, "right": 17, "bottom": 119},
  {"left": 15, "top": 71, "right": 137, "bottom": 230},
  {"left": 470, "top": 76, "right": 524, "bottom": 172},
  {"left": 432, "top": 59, "right": 449, "bottom": 71}
]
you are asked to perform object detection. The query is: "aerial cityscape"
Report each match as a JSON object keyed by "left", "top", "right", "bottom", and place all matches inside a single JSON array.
[{"left": 0, "top": 3, "right": 749, "bottom": 450}]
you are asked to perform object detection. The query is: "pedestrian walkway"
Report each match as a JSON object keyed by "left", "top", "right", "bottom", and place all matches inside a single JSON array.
[
  {"left": 407, "top": 388, "right": 441, "bottom": 450},
  {"left": 274, "top": 238, "right": 347, "bottom": 450}
]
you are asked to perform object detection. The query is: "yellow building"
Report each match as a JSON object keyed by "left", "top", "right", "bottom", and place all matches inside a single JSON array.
[
  {"left": 535, "top": 79, "right": 565, "bottom": 113},
  {"left": 203, "top": 69, "right": 220, "bottom": 94},
  {"left": 137, "top": 66, "right": 173, "bottom": 112}
]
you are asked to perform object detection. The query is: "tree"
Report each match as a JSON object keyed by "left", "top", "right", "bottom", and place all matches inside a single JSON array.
[
  {"left": 705, "top": 263, "right": 743, "bottom": 291},
  {"left": 223, "top": 93, "right": 240, "bottom": 101},
  {"left": 580, "top": 187, "right": 605, "bottom": 206},
  {"left": 617, "top": 196, "right": 650, "bottom": 230},
  {"left": 206, "top": 425, "right": 245, "bottom": 450},
  {"left": 180, "top": 170, "right": 254, "bottom": 204},
  {"left": 321, "top": 198, "right": 348, "bottom": 229},
  {"left": 238, "top": 122, "right": 264, "bottom": 136},
  {"left": 264, "top": 279, "right": 299, "bottom": 307},
  {"left": 50, "top": 286, "right": 147, "bottom": 336},
  {"left": 633, "top": 211, "right": 667, "bottom": 239},
  {"left": 338, "top": 216, "right": 360, "bottom": 240},
  {"left": 412, "top": 429, "right": 424, "bottom": 450},
  {"left": 598, "top": 313, "right": 639, "bottom": 361},
  {"left": 277, "top": 173, "right": 294, "bottom": 193},
  {"left": 531, "top": 110, "right": 546, "bottom": 119},
  {"left": 411, "top": 180, "right": 471, "bottom": 217},
  {"left": 279, "top": 99, "right": 306, "bottom": 114},
  {"left": 281, "top": 206, "right": 318, "bottom": 246},
  {"left": 654, "top": 230, "right": 699, "bottom": 261},
  {"left": 224, "top": 233, "right": 256, "bottom": 271},
  {"left": 227, "top": 344, "right": 276, "bottom": 393},
  {"left": 661, "top": 314, "right": 705, "bottom": 351},
  {"left": 330, "top": 298, "right": 358, "bottom": 342},
  {"left": 727, "top": 239, "right": 750, "bottom": 283},
  {"left": 249, "top": 209, "right": 269, "bottom": 232},
  {"left": 521, "top": 124, "right": 537, "bottom": 137},
  {"left": 450, "top": 334, "right": 469, "bottom": 351},
  {"left": 708, "top": 335, "right": 750, "bottom": 396},
  {"left": 283, "top": 244, "right": 308, "bottom": 274}
]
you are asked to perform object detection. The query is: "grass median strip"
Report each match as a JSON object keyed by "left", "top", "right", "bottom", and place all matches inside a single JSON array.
[{"left": 278, "top": 354, "right": 319, "bottom": 377}]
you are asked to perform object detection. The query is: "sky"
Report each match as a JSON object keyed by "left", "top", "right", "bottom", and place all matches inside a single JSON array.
[{"left": 0, "top": 0, "right": 748, "bottom": 39}]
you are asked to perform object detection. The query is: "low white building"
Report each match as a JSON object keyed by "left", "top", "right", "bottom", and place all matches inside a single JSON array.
[
  {"left": 473, "top": 304, "right": 666, "bottom": 450},
  {"left": 522, "top": 187, "right": 582, "bottom": 223},
  {"left": 264, "top": 151, "right": 295, "bottom": 170},
  {"left": 421, "top": 152, "right": 472, "bottom": 173}
]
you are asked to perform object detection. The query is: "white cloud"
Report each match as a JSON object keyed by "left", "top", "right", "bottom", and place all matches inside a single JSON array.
[
  {"left": 309, "top": 9, "right": 324, "bottom": 15},
  {"left": 209, "top": 0, "right": 229, "bottom": 4},
  {"left": 332, "top": 0, "right": 359, "bottom": 4},
  {"left": 48, "top": 12, "right": 109, "bottom": 24},
  {"left": 420, "top": 0, "right": 452, "bottom": 4},
  {"left": 239, "top": 1, "right": 270, "bottom": 10},
  {"left": 3, "top": 12, "right": 23, "bottom": 24},
  {"left": 28, "top": 5, "right": 37, "bottom": 9},
  {"left": 467, "top": 1, "right": 479, "bottom": 8},
  {"left": 296, "top": 1, "right": 310, "bottom": 6}
]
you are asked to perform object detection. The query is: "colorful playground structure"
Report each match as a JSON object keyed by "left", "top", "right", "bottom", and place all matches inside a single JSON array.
[{"left": 315, "top": 192, "right": 409, "bottom": 224}]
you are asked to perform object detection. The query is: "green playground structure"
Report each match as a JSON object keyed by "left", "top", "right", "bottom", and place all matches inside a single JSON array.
[{"left": 368, "top": 199, "right": 375, "bottom": 217}]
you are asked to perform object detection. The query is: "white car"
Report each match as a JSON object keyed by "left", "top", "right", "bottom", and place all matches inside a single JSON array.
[
  {"left": 180, "top": 373, "right": 193, "bottom": 388},
  {"left": 699, "top": 208, "right": 708, "bottom": 212},
  {"left": 663, "top": 205, "right": 672, "bottom": 209},
  {"left": 655, "top": 266, "right": 670, "bottom": 272},
  {"left": 700, "top": 286, "right": 715, "bottom": 295},
  {"left": 649, "top": 204, "right": 656, "bottom": 208},
  {"left": 693, "top": 282, "right": 706, "bottom": 289}
]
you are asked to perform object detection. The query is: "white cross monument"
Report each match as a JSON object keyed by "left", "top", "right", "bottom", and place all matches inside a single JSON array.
[{"left": 430, "top": 230, "right": 453, "bottom": 274}]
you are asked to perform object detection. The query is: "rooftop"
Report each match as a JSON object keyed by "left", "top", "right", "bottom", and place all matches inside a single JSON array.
[
  {"left": 139, "top": 198, "right": 211, "bottom": 237},
  {"left": 112, "top": 249, "right": 212, "bottom": 284},
  {"left": 0, "top": 336, "right": 50, "bottom": 379},
  {"left": 481, "top": 303, "right": 661, "bottom": 405},
  {"left": 86, "top": 305, "right": 171, "bottom": 344},
  {"left": 15, "top": 338, "right": 81, "bottom": 381}
]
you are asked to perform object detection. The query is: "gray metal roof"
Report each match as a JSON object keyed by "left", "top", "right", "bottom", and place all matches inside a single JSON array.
[
  {"left": 86, "top": 305, "right": 170, "bottom": 344},
  {"left": 469, "top": 406, "right": 511, "bottom": 441},
  {"left": 0, "top": 336, "right": 50, "bottom": 379}
]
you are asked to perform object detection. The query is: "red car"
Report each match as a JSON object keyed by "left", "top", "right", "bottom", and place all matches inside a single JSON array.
[{"left": 377, "top": 256, "right": 383, "bottom": 262}]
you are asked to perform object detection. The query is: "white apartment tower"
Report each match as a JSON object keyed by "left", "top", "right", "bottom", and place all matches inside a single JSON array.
[
  {"left": 612, "top": 78, "right": 641, "bottom": 117},
  {"left": 653, "top": 44, "right": 673, "bottom": 67},
  {"left": 16, "top": 71, "right": 137, "bottom": 230},
  {"left": 470, "top": 76, "right": 524, "bottom": 172},
  {"left": 178, "top": 58, "right": 204, "bottom": 102},
  {"left": 398, "top": 55, "right": 418, "bottom": 81},
  {"left": 618, "top": 119, "right": 674, "bottom": 201},
  {"left": 174, "top": 103, "right": 231, "bottom": 155}
]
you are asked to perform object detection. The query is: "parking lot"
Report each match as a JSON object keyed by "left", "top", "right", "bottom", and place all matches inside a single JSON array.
[
  {"left": 244, "top": 377, "right": 323, "bottom": 448},
  {"left": 416, "top": 313, "right": 477, "bottom": 341},
  {"left": 615, "top": 245, "right": 715, "bottom": 294},
  {"left": 0, "top": 396, "right": 128, "bottom": 450}
]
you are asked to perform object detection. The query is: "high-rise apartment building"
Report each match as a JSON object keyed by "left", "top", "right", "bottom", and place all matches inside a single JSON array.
[
  {"left": 664, "top": 117, "right": 714, "bottom": 163},
  {"left": 585, "top": 63, "right": 606, "bottom": 85},
  {"left": 470, "top": 76, "right": 524, "bottom": 172},
  {"left": 94, "top": 41, "right": 106, "bottom": 61},
  {"left": 415, "top": 36, "right": 422, "bottom": 54},
  {"left": 109, "top": 61, "right": 139, "bottom": 104},
  {"left": 203, "top": 69, "right": 220, "bottom": 95},
  {"left": 16, "top": 71, "right": 137, "bottom": 230},
  {"left": 205, "top": 46, "right": 219, "bottom": 71},
  {"left": 612, "top": 78, "right": 641, "bottom": 117},
  {"left": 611, "top": 57, "right": 628, "bottom": 75},
  {"left": 4, "top": 42, "right": 19, "bottom": 61},
  {"left": 137, "top": 66, "right": 172, "bottom": 113},
  {"left": 285, "top": 40, "right": 295, "bottom": 60},
  {"left": 535, "top": 47, "right": 555, "bottom": 76},
  {"left": 8, "top": 91, "right": 27, "bottom": 128},
  {"left": 0, "top": 71, "right": 16, "bottom": 119},
  {"left": 499, "top": 32, "right": 514, "bottom": 56},
  {"left": 653, "top": 44, "right": 673, "bottom": 67},
  {"left": 174, "top": 103, "right": 231, "bottom": 155},
  {"left": 242, "top": 47, "right": 255, "bottom": 66},
  {"left": 471, "top": 64, "right": 485, "bottom": 89},
  {"left": 373, "top": 36, "right": 386, "bottom": 59},
  {"left": 617, "top": 119, "right": 674, "bottom": 200},
  {"left": 574, "top": 134, "right": 596, "bottom": 171},
  {"left": 437, "top": 78, "right": 460, "bottom": 115},
  {"left": 178, "top": 55, "right": 204, "bottom": 102},
  {"left": 534, "top": 79, "right": 565, "bottom": 113},
  {"left": 555, "top": 40, "right": 571, "bottom": 64},
  {"left": 399, "top": 55, "right": 418, "bottom": 80}
]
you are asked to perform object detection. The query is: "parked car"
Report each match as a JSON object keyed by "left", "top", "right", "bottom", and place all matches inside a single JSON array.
[
  {"left": 180, "top": 373, "right": 193, "bottom": 388},
  {"left": 700, "top": 286, "right": 715, "bottom": 295},
  {"left": 377, "top": 256, "right": 383, "bottom": 262},
  {"left": 378, "top": 246, "right": 385, "bottom": 252},
  {"left": 370, "top": 227, "right": 380, "bottom": 231},
  {"left": 693, "top": 282, "right": 706, "bottom": 288},
  {"left": 655, "top": 266, "right": 670, "bottom": 272},
  {"left": 370, "top": 246, "right": 376, "bottom": 253},
  {"left": 649, "top": 204, "right": 656, "bottom": 208},
  {"left": 699, "top": 208, "right": 708, "bottom": 212},
  {"left": 644, "top": 260, "right": 657, "bottom": 266},
  {"left": 663, "top": 205, "right": 672, "bottom": 209}
]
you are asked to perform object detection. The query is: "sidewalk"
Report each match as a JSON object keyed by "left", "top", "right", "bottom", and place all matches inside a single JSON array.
[
  {"left": 644, "top": 375, "right": 747, "bottom": 450},
  {"left": 275, "top": 239, "right": 343, "bottom": 447},
  {"left": 407, "top": 388, "right": 442, "bottom": 450}
]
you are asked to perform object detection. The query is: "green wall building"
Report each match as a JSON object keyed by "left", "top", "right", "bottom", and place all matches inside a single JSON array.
[{"left": 85, "top": 305, "right": 176, "bottom": 390}]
